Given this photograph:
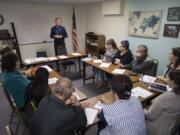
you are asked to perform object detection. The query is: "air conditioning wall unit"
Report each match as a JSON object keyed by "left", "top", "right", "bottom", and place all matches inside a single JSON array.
[{"left": 102, "top": 0, "right": 125, "bottom": 15}]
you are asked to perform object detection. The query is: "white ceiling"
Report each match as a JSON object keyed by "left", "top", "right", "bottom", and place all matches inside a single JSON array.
[{"left": 1, "top": 0, "right": 110, "bottom": 4}]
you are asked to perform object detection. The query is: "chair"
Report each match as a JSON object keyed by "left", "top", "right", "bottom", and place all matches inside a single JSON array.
[
  {"left": 36, "top": 49, "right": 47, "bottom": 57},
  {"left": 5, "top": 125, "right": 14, "bottom": 135},
  {"left": 152, "top": 58, "right": 159, "bottom": 77},
  {"left": 58, "top": 46, "right": 76, "bottom": 72},
  {"left": 1, "top": 84, "right": 17, "bottom": 125},
  {"left": 9, "top": 95, "right": 29, "bottom": 135}
]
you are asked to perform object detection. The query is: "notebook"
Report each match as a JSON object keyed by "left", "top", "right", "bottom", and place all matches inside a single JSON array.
[
  {"left": 99, "top": 63, "right": 111, "bottom": 68},
  {"left": 131, "top": 87, "right": 153, "bottom": 98},
  {"left": 48, "top": 77, "right": 58, "bottom": 85},
  {"left": 85, "top": 108, "right": 98, "bottom": 125},
  {"left": 94, "top": 101, "right": 105, "bottom": 110},
  {"left": 112, "top": 69, "right": 125, "bottom": 74}
]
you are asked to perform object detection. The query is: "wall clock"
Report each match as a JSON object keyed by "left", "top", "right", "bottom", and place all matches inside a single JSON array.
[{"left": 0, "top": 15, "right": 4, "bottom": 25}]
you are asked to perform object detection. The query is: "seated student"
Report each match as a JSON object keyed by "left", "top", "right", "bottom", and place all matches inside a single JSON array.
[
  {"left": 30, "top": 77, "right": 87, "bottom": 135},
  {"left": 103, "top": 38, "right": 119, "bottom": 62},
  {"left": 25, "top": 67, "right": 50, "bottom": 108},
  {"left": 145, "top": 70, "right": 180, "bottom": 135},
  {"left": 1, "top": 52, "right": 31, "bottom": 110},
  {"left": 161, "top": 47, "right": 180, "bottom": 79},
  {"left": 98, "top": 39, "right": 118, "bottom": 84},
  {"left": 119, "top": 45, "right": 154, "bottom": 75},
  {"left": 113, "top": 40, "right": 133, "bottom": 65},
  {"left": 98, "top": 75, "right": 146, "bottom": 135}
]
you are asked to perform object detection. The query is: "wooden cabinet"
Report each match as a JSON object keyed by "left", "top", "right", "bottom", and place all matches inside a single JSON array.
[{"left": 85, "top": 33, "right": 105, "bottom": 57}]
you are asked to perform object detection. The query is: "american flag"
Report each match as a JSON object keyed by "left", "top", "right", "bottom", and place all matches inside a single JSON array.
[{"left": 72, "top": 7, "right": 78, "bottom": 52}]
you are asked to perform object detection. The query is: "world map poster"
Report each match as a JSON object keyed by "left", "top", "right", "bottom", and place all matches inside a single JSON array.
[{"left": 128, "top": 10, "right": 162, "bottom": 38}]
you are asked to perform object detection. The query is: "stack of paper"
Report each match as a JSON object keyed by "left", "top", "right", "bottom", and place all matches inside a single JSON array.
[
  {"left": 48, "top": 57, "right": 58, "bottom": 61},
  {"left": 140, "top": 75, "right": 157, "bottom": 83},
  {"left": 93, "top": 59, "right": 103, "bottom": 64},
  {"left": 94, "top": 101, "right": 105, "bottom": 110},
  {"left": 112, "top": 69, "right": 125, "bottom": 74},
  {"left": 131, "top": 87, "right": 153, "bottom": 98},
  {"left": 40, "top": 65, "right": 53, "bottom": 72},
  {"left": 58, "top": 55, "right": 68, "bottom": 59},
  {"left": 99, "top": 63, "right": 111, "bottom": 68},
  {"left": 48, "top": 77, "right": 58, "bottom": 85},
  {"left": 85, "top": 108, "right": 98, "bottom": 125},
  {"left": 81, "top": 57, "right": 93, "bottom": 62},
  {"left": 24, "top": 59, "right": 33, "bottom": 64},
  {"left": 71, "top": 53, "right": 81, "bottom": 56}
]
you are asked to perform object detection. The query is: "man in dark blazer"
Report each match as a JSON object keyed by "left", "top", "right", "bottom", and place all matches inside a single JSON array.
[
  {"left": 50, "top": 17, "right": 68, "bottom": 56},
  {"left": 30, "top": 78, "right": 87, "bottom": 135}
]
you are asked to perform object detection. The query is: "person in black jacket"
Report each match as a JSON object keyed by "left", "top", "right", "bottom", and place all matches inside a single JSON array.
[
  {"left": 113, "top": 40, "right": 133, "bottom": 65},
  {"left": 50, "top": 17, "right": 68, "bottom": 56},
  {"left": 30, "top": 77, "right": 87, "bottom": 135}
]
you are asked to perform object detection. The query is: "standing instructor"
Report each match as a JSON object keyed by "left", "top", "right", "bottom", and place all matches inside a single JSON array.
[{"left": 50, "top": 17, "right": 68, "bottom": 56}]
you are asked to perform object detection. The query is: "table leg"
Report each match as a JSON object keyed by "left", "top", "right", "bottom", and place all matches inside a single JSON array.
[
  {"left": 79, "top": 58, "right": 81, "bottom": 73},
  {"left": 83, "top": 62, "right": 86, "bottom": 85}
]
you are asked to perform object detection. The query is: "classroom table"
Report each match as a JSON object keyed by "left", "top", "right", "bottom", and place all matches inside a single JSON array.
[
  {"left": 82, "top": 59, "right": 140, "bottom": 85},
  {"left": 80, "top": 80, "right": 161, "bottom": 126},
  {"left": 23, "top": 52, "right": 87, "bottom": 73},
  {"left": 30, "top": 67, "right": 87, "bottom": 101}
]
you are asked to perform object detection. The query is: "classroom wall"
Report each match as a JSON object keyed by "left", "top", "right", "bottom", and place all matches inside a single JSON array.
[
  {"left": 0, "top": 2, "right": 86, "bottom": 60},
  {"left": 84, "top": 0, "right": 180, "bottom": 75}
]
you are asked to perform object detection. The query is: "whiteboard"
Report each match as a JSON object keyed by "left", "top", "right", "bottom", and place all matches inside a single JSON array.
[{"left": 10, "top": 10, "right": 62, "bottom": 45}]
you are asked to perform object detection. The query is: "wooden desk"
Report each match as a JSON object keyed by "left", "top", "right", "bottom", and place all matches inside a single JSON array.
[
  {"left": 24, "top": 52, "right": 87, "bottom": 72},
  {"left": 30, "top": 67, "right": 87, "bottom": 101},
  {"left": 81, "top": 81, "right": 160, "bottom": 125},
  {"left": 82, "top": 59, "right": 140, "bottom": 85}
]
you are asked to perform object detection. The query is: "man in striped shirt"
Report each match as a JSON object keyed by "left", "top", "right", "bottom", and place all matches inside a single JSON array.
[{"left": 98, "top": 75, "right": 146, "bottom": 135}]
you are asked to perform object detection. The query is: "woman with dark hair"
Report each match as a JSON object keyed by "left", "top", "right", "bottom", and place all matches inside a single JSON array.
[
  {"left": 1, "top": 52, "right": 30, "bottom": 110},
  {"left": 113, "top": 40, "right": 133, "bottom": 65},
  {"left": 25, "top": 67, "right": 50, "bottom": 107},
  {"left": 145, "top": 69, "right": 180, "bottom": 135},
  {"left": 103, "top": 39, "right": 118, "bottom": 62},
  {"left": 164, "top": 47, "right": 180, "bottom": 77},
  {"left": 97, "top": 75, "right": 146, "bottom": 135}
]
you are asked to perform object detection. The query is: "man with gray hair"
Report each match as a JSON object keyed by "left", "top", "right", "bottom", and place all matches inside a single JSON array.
[
  {"left": 119, "top": 45, "right": 154, "bottom": 76},
  {"left": 30, "top": 77, "right": 87, "bottom": 135}
]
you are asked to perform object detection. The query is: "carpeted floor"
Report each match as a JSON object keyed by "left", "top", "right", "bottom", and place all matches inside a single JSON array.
[{"left": 0, "top": 65, "right": 110, "bottom": 135}]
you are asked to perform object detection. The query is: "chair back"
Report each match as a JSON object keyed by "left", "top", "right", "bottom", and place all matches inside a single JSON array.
[
  {"left": 1, "top": 84, "right": 15, "bottom": 111},
  {"left": 5, "top": 125, "right": 14, "bottom": 135},
  {"left": 36, "top": 49, "right": 47, "bottom": 57},
  {"left": 58, "top": 47, "right": 67, "bottom": 55},
  {"left": 152, "top": 58, "right": 159, "bottom": 76}
]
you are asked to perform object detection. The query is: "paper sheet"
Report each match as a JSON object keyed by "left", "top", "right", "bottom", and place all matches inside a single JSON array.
[
  {"left": 112, "top": 69, "right": 125, "bottom": 74},
  {"left": 85, "top": 108, "right": 98, "bottom": 125},
  {"left": 48, "top": 57, "right": 58, "bottom": 61},
  {"left": 48, "top": 77, "right": 58, "bottom": 85},
  {"left": 24, "top": 57, "right": 48, "bottom": 64},
  {"left": 71, "top": 53, "right": 81, "bottom": 56},
  {"left": 94, "top": 101, "right": 105, "bottom": 110},
  {"left": 131, "top": 87, "right": 153, "bottom": 98},
  {"left": 72, "top": 92, "right": 81, "bottom": 100},
  {"left": 40, "top": 65, "right": 53, "bottom": 72},
  {"left": 140, "top": 75, "right": 157, "bottom": 83},
  {"left": 99, "top": 63, "right": 111, "bottom": 68},
  {"left": 93, "top": 59, "right": 102, "bottom": 64},
  {"left": 81, "top": 57, "right": 93, "bottom": 62},
  {"left": 58, "top": 55, "right": 68, "bottom": 59}
]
